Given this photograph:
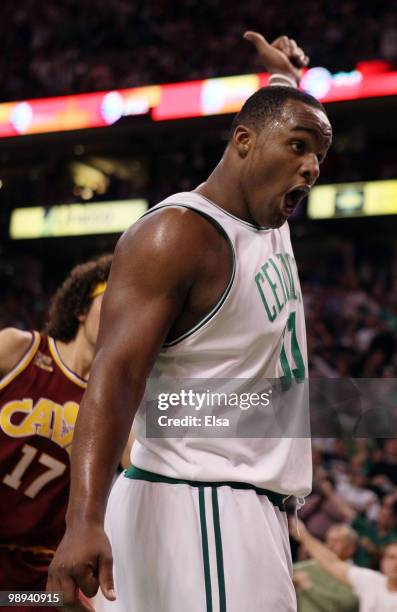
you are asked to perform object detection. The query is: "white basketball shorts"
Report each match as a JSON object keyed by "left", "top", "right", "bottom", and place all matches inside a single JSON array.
[{"left": 98, "top": 466, "right": 297, "bottom": 612}]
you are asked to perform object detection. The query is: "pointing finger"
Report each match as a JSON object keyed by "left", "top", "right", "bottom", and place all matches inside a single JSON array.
[{"left": 243, "top": 31, "right": 273, "bottom": 54}]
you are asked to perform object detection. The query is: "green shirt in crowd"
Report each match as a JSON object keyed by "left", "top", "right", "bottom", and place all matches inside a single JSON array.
[
  {"left": 294, "top": 559, "right": 359, "bottom": 612},
  {"left": 352, "top": 514, "right": 397, "bottom": 568}
]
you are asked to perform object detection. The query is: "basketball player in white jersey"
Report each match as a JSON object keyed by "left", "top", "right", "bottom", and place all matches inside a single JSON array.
[{"left": 48, "top": 32, "right": 332, "bottom": 611}]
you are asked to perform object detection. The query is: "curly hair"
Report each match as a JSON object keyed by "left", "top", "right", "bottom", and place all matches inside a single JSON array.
[{"left": 45, "top": 254, "right": 112, "bottom": 342}]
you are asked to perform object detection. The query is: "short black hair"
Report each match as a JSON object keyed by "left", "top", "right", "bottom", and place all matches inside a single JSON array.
[
  {"left": 230, "top": 86, "right": 327, "bottom": 134},
  {"left": 45, "top": 254, "right": 112, "bottom": 342}
]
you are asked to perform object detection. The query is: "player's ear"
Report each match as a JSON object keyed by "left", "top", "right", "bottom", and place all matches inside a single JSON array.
[
  {"left": 233, "top": 125, "right": 254, "bottom": 158},
  {"left": 77, "top": 301, "right": 92, "bottom": 324}
]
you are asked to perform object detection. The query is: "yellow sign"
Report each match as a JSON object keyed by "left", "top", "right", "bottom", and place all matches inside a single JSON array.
[
  {"left": 308, "top": 180, "right": 397, "bottom": 219},
  {"left": 9, "top": 199, "right": 148, "bottom": 239},
  {"left": 201, "top": 74, "right": 260, "bottom": 115}
]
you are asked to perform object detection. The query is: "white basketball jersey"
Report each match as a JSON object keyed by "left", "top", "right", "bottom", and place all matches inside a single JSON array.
[{"left": 131, "top": 192, "right": 312, "bottom": 497}]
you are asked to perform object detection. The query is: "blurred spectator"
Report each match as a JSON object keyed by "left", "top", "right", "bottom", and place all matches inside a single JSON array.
[
  {"left": 298, "top": 478, "right": 347, "bottom": 542},
  {"left": 309, "top": 476, "right": 397, "bottom": 568},
  {"left": 336, "top": 469, "right": 380, "bottom": 521},
  {"left": 306, "top": 246, "right": 397, "bottom": 380},
  {"left": 370, "top": 439, "right": 397, "bottom": 486},
  {"left": 293, "top": 521, "right": 397, "bottom": 612},
  {"left": 352, "top": 506, "right": 397, "bottom": 568},
  {"left": 294, "top": 523, "right": 359, "bottom": 612}
]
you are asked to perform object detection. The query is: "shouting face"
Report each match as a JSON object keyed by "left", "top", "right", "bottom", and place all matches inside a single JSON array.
[{"left": 235, "top": 99, "right": 332, "bottom": 228}]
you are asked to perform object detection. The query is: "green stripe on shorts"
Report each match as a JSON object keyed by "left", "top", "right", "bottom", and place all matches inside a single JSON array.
[
  {"left": 212, "top": 488, "right": 226, "bottom": 612},
  {"left": 199, "top": 487, "right": 213, "bottom": 612}
]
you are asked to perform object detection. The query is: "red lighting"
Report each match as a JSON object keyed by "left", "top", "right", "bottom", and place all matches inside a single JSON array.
[{"left": 0, "top": 63, "right": 396, "bottom": 138}]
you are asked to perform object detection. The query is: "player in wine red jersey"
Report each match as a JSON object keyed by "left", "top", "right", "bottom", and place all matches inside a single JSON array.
[{"left": 0, "top": 255, "right": 111, "bottom": 604}]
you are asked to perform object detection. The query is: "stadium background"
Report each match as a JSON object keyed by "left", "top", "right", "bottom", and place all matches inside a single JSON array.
[{"left": 1, "top": 0, "right": 397, "bottom": 603}]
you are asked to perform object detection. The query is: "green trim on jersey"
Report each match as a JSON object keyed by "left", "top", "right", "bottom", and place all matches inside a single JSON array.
[
  {"left": 140, "top": 203, "right": 236, "bottom": 348},
  {"left": 124, "top": 465, "right": 286, "bottom": 511},
  {"left": 199, "top": 487, "right": 213, "bottom": 612}
]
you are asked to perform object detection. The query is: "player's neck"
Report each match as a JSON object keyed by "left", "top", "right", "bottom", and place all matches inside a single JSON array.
[
  {"left": 387, "top": 577, "right": 397, "bottom": 592},
  {"left": 195, "top": 157, "right": 255, "bottom": 224},
  {"left": 55, "top": 330, "right": 94, "bottom": 381}
]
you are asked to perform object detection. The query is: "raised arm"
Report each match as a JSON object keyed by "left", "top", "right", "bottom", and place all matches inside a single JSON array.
[
  {"left": 244, "top": 31, "right": 309, "bottom": 86},
  {"left": 318, "top": 479, "right": 358, "bottom": 521},
  {"left": 292, "top": 519, "right": 351, "bottom": 586},
  {"left": 47, "top": 207, "right": 222, "bottom": 608}
]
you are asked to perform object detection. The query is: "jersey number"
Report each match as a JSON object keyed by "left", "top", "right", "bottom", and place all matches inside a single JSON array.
[
  {"left": 280, "top": 311, "right": 305, "bottom": 385},
  {"left": 3, "top": 444, "right": 66, "bottom": 499}
]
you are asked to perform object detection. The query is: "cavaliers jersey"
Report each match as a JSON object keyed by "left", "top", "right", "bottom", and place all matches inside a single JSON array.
[
  {"left": 131, "top": 192, "right": 312, "bottom": 497},
  {"left": 0, "top": 332, "right": 86, "bottom": 548}
]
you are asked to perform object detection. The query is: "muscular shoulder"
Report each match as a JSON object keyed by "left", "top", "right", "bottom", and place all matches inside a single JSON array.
[
  {"left": 0, "top": 328, "right": 34, "bottom": 378},
  {"left": 123, "top": 206, "right": 224, "bottom": 253},
  {"left": 114, "top": 206, "right": 227, "bottom": 289}
]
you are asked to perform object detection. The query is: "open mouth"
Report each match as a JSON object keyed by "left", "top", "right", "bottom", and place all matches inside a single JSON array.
[{"left": 285, "top": 186, "right": 310, "bottom": 212}]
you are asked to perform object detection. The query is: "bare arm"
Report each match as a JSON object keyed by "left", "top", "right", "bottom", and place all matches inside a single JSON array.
[
  {"left": 47, "top": 207, "right": 221, "bottom": 607},
  {"left": 120, "top": 430, "right": 135, "bottom": 470},
  {"left": 244, "top": 31, "right": 309, "bottom": 85},
  {"left": 318, "top": 479, "right": 358, "bottom": 522},
  {"left": 65, "top": 208, "right": 219, "bottom": 523},
  {"left": 320, "top": 481, "right": 379, "bottom": 560},
  {"left": 292, "top": 520, "right": 351, "bottom": 586},
  {"left": 0, "top": 327, "right": 33, "bottom": 378}
]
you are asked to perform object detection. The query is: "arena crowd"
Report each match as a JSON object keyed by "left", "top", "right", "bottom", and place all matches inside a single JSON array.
[{"left": 1, "top": 0, "right": 397, "bottom": 102}]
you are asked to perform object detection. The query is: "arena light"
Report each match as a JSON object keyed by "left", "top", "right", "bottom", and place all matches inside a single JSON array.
[
  {"left": 307, "top": 180, "right": 397, "bottom": 219},
  {"left": 9, "top": 199, "right": 148, "bottom": 239},
  {"left": 153, "top": 68, "right": 397, "bottom": 120},
  {"left": 0, "top": 63, "right": 397, "bottom": 137},
  {"left": 0, "top": 86, "right": 161, "bottom": 138}
]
